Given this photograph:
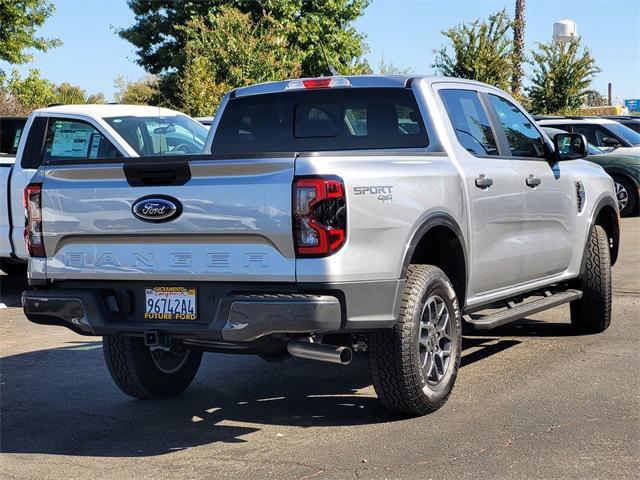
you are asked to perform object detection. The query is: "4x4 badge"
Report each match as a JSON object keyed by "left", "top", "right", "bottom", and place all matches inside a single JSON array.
[{"left": 132, "top": 195, "right": 182, "bottom": 223}]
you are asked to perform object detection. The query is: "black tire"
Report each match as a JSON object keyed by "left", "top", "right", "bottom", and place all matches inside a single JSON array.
[
  {"left": 612, "top": 175, "right": 638, "bottom": 217},
  {"left": 369, "top": 265, "right": 462, "bottom": 416},
  {"left": 102, "top": 335, "right": 202, "bottom": 399},
  {"left": 570, "top": 225, "right": 612, "bottom": 333},
  {"left": 0, "top": 258, "right": 27, "bottom": 277}
]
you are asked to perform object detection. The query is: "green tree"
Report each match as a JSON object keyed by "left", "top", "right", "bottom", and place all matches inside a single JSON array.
[
  {"left": 119, "top": 0, "right": 370, "bottom": 106},
  {"left": 178, "top": 6, "right": 301, "bottom": 116},
  {"left": 3, "top": 70, "right": 105, "bottom": 113},
  {"left": 113, "top": 75, "right": 158, "bottom": 104},
  {"left": 378, "top": 54, "right": 410, "bottom": 75},
  {"left": 584, "top": 89, "right": 607, "bottom": 107},
  {"left": 432, "top": 10, "right": 514, "bottom": 91},
  {"left": 0, "top": 0, "right": 61, "bottom": 73},
  {"left": 54, "top": 83, "right": 105, "bottom": 104},
  {"left": 527, "top": 38, "right": 600, "bottom": 115},
  {"left": 511, "top": 0, "right": 526, "bottom": 96},
  {"left": 6, "top": 68, "right": 55, "bottom": 110}
]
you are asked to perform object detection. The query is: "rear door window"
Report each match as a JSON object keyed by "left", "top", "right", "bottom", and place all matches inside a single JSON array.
[
  {"left": 212, "top": 88, "right": 429, "bottom": 154},
  {"left": 43, "top": 118, "right": 121, "bottom": 162},
  {"left": 439, "top": 89, "right": 499, "bottom": 156}
]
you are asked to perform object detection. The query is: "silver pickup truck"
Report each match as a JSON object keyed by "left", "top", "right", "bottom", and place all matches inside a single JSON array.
[{"left": 22, "top": 76, "right": 620, "bottom": 416}]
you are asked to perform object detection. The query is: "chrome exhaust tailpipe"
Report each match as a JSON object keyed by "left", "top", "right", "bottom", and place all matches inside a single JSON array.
[{"left": 287, "top": 341, "right": 353, "bottom": 365}]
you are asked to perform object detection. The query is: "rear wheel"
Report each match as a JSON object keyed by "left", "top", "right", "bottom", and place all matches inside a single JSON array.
[
  {"left": 102, "top": 335, "right": 202, "bottom": 399},
  {"left": 613, "top": 175, "right": 637, "bottom": 217},
  {"left": 0, "top": 258, "right": 27, "bottom": 277},
  {"left": 369, "top": 265, "right": 462, "bottom": 416},
  {"left": 570, "top": 225, "right": 612, "bottom": 333}
]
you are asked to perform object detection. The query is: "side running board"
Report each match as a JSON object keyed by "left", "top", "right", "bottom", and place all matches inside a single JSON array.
[{"left": 467, "top": 289, "right": 583, "bottom": 331}]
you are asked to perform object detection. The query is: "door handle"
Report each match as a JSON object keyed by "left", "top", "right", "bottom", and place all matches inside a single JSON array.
[
  {"left": 526, "top": 174, "right": 541, "bottom": 188},
  {"left": 475, "top": 174, "right": 494, "bottom": 189}
]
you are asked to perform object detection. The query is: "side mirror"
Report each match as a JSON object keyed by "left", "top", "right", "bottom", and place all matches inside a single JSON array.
[
  {"left": 602, "top": 137, "right": 621, "bottom": 148},
  {"left": 552, "top": 133, "right": 588, "bottom": 161}
]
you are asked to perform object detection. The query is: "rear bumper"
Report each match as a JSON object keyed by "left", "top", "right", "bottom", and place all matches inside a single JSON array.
[{"left": 22, "top": 279, "right": 402, "bottom": 342}]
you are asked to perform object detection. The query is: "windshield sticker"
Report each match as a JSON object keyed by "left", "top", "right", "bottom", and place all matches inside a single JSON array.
[{"left": 51, "top": 128, "right": 93, "bottom": 157}]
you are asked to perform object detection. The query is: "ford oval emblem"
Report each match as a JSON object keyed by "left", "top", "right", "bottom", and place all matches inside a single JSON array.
[{"left": 132, "top": 195, "right": 182, "bottom": 223}]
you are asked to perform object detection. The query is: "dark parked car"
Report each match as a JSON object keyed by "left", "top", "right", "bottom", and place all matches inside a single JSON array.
[{"left": 543, "top": 126, "right": 640, "bottom": 216}]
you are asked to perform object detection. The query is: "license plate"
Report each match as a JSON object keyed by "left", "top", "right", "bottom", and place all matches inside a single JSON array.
[{"left": 144, "top": 287, "right": 197, "bottom": 321}]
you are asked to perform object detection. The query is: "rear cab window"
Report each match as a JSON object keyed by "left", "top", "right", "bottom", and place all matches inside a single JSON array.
[
  {"left": 104, "top": 115, "right": 208, "bottom": 156},
  {"left": 212, "top": 88, "right": 429, "bottom": 154}
]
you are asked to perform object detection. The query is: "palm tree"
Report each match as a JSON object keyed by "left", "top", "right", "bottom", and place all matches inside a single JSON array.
[{"left": 511, "top": 0, "right": 526, "bottom": 96}]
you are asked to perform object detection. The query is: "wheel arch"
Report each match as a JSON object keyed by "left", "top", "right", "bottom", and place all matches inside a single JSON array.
[
  {"left": 401, "top": 213, "right": 468, "bottom": 307},
  {"left": 586, "top": 196, "right": 620, "bottom": 268},
  {"left": 606, "top": 168, "right": 640, "bottom": 189}
]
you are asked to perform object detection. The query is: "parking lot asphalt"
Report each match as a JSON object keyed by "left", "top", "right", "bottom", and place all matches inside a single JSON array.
[{"left": 1, "top": 218, "right": 638, "bottom": 480}]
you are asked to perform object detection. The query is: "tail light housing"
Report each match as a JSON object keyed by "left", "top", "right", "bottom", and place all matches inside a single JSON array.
[
  {"left": 24, "top": 182, "right": 46, "bottom": 257},
  {"left": 285, "top": 77, "right": 351, "bottom": 90},
  {"left": 294, "top": 177, "right": 346, "bottom": 257}
]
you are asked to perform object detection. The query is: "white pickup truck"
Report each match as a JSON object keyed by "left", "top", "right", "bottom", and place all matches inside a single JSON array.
[
  {"left": 0, "top": 105, "right": 208, "bottom": 275},
  {"left": 0, "top": 116, "right": 27, "bottom": 275}
]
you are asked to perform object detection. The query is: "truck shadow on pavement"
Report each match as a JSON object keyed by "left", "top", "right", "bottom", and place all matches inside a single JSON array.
[
  {"left": 0, "top": 274, "right": 27, "bottom": 308},
  {"left": 0, "top": 334, "right": 522, "bottom": 458}
]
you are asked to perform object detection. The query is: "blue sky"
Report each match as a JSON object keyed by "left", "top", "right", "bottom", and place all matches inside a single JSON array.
[{"left": 2, "top": 0, "right": 638, "bottom": 102}]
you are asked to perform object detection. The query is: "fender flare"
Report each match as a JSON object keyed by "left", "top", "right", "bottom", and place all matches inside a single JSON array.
[
  {"left": 580, "top": 195, "right": 620, "bottom": 272},
  {"left": 400, "top": 212, "right": 468, "bottom": 301}
]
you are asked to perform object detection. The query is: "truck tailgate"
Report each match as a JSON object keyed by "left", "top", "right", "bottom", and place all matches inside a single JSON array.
[{"left": 40, "top": 157, "right": 296, "bottom": 281}]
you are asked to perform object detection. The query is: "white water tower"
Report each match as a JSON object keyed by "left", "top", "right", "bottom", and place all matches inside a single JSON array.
[{"left": 553, "top": 19, "right": 577, "bottom": 44}]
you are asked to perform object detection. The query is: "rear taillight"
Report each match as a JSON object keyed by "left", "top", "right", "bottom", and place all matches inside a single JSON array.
[
  {"left": 24, "top": 182, "right": 45, "bottom": 257},
  {"left": 294, "top": 177, "right": 346, "bottom": 257}
]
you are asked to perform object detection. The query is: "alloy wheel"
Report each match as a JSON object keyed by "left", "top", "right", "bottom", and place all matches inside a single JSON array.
[
  {"left": 418, "top": 295, "right": 452, "bottom": 385},
  {"left": 615, "top": 181, "right": 629, "bottom": 212}
]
